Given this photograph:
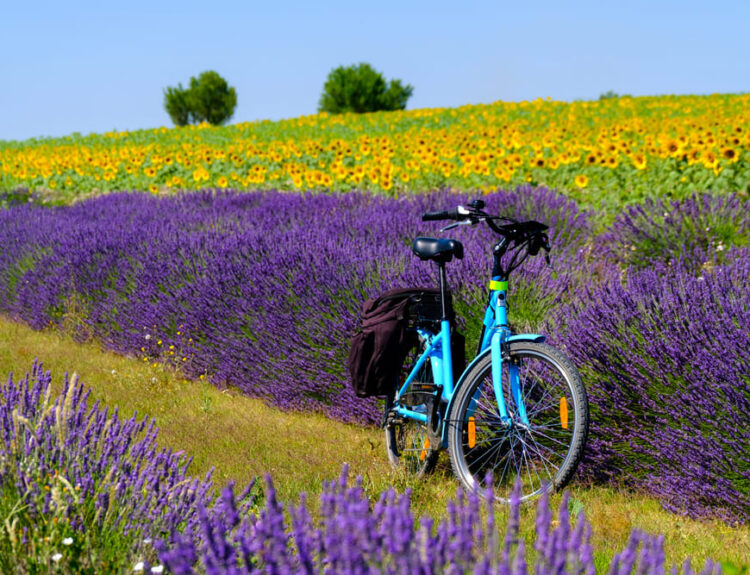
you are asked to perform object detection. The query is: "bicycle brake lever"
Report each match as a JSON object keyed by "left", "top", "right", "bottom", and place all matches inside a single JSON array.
[{"left": 441, "top": 220, "right": 474, "bottom": 232}]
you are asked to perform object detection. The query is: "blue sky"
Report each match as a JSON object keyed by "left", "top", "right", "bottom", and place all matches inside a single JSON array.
[{"left": 2, "top": 0, "right": 748, "bottom": 141}]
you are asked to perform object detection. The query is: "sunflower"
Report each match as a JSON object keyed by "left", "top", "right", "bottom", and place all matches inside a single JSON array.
[
  {"left": 192, "top": 166, "right": 210, "bottom": 183},
  {"left": 702, "top": 150, "right": 718, "bottom": 169},
  {"left": 665, "top": 139, "right": 681, "bottom": 156},
  {"left": 721, "top": 147, "right": 738, "bottom": 163},
  {"left": 632, "top": 153, "right": 647, "bottom": 170},
  {"left": 217, "top": 176, "right": 229, "bottom": 188},
  {"left": 574, "top": 174, "right": 589, "bottom": 188}
]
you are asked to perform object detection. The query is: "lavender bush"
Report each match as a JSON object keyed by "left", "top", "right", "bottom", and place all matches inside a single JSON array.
[
  {"left": 1, "top": 187, "right": 748, "bottom": 524},
  {"left": 599, "top": 192, "right": 750, "bottom": 271},
  {"left": 0, "top": 364, "right": 722, "bottom": 574},
  {"left": 0, "top": 187, "right": 586, "bottom": 425},
  {"left": 155, "top": 466, "right": 722, "bottom": 575},
  {"left": 552, "top": 250, "right": 750, "bottom": 523},
  {"left": 0, "top": 362, "right": 234, "bottom": 573}
]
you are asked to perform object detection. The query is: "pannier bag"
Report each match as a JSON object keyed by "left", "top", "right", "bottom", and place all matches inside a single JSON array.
[{"left": 348, "top": 287, "right": 465, "bottom": 398}]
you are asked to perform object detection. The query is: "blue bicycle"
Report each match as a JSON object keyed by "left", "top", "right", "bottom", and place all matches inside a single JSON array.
[{"left": 383, "top": 199, "right": 589, "bottom": 501}]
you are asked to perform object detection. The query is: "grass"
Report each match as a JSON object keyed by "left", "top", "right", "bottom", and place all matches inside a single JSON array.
[{"left": 0, "top": 315, "right": 748, "bottom": 571}]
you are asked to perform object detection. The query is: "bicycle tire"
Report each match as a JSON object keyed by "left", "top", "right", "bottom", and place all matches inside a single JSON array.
[
  {"left": 384, "top": 337, "right": 441, "bottom": 476},
  {"left": 447, "top": 341, "right": 588, "bottom": 501}
]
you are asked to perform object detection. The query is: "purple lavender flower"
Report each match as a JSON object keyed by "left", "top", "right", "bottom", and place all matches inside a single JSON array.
[
  {"left": 155, "top": 465, "right": 719, "bottom": 575},
  {"left": 552, "top": 249, "right": 750, "bottom": 523},
  {"left": 599, "top": 192, "right": 749, "bottom": 271},
  {"left": 0, "top": 187, "right": 586, "bottom": 426},
  {"left": 0, "top": 362, "right": 218, "bottom": 571}
]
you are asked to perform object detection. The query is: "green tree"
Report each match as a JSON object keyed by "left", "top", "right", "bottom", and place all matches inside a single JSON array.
[
  {"left": 163, "top": 71, "right": 238, "bottom": 126},
  {"left": 318, "top": 63, "right": 413, "bottom": 114},
  {"left": 599, "top": 90, "right": 620, "bottom": 100},
  {"left": 164, "top": 84, "right": 192, "bottom": 126},
  {"left": 599, "top": 90, "right": 631, "bottom": 100}
]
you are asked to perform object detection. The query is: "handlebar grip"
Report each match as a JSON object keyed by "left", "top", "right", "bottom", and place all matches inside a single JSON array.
[{"left": 422, "top": 208, "right": 459, "bottom": 221}]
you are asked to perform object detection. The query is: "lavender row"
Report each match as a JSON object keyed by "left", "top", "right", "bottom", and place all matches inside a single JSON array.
[
  {"left": 0, "top": 188, "right": 748, "bottom": 523},
  {"left": 598, "top": 192, "right": 750, "bottom": 271},
  {"left": 156, "top": 467, "right": 721, "bottom": 575},
  {"left": 0, "top": 363, "right": 722, "bottom": 574},
  {"left": 0, "top": 187, "right": 585, "bottom": 425},
  {"left": 550, "top": 250, "right": 750, "bottom": 524},
  {"left": 0, "top": 363, "right": 220, "bottom": 571}
]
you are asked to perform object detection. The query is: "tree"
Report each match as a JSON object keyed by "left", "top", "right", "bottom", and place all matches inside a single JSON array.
[
  {"left": 599, "top": 91, "right": 630, "bottom": 100},
  {"left": 163, "top": 71, "right": 237, "bottom": 126},
  {"left": 599, "top": 90, "right": 619, "bottom": 100},
  {"left": 164, "top": 84, "right": 192, "bottom": 126},
  {"left": 318, "top": 63, "right": 413, "bottom": 114}
]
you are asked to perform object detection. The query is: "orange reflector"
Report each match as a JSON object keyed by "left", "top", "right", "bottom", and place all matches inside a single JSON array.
[
  {"left": 468, "top": 416, "right": 476, "bottom": 448},
  {"left": 560, "top": 397, "right": 569, "bottom": 429},
  {"left": 420, "top": 437, "right": 430, "bottom": 461}
]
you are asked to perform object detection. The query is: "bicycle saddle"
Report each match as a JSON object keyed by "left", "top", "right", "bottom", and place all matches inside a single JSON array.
[{"left": 412, "top": 237, "right": 464, "bottom": 262}]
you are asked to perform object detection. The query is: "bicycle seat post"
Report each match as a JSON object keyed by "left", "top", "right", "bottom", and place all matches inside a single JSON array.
[{"left": 437, "top": 261, "right": 450, "bottom": 320}]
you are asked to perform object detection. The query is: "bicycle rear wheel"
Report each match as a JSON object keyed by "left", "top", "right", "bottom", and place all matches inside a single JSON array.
[
  {"left": 447, "top": 341, "right": 588, "bottom": 501},
  {"left": 384, "top": 338, "right": 440, "bottom": 476}
]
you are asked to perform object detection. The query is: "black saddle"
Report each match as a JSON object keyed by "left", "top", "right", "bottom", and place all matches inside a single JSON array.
[{"left": 412, "top": 237, "right": 464, "bottom": 263}]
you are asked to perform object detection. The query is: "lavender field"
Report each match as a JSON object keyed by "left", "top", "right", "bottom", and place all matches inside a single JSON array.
[
  {"left": 0, "top": 363, "right": 727, "bottom": 573},
  {"left": 0, "top": 187, "right": 748, "bottom": 529}
]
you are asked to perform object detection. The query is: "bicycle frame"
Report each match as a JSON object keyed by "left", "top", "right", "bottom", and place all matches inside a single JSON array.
[{"left": 393, "top": 277, "right": 546, "bottom": 447}]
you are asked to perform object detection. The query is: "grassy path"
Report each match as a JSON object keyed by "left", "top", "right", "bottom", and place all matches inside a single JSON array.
[{"left": 0, "top": 316, "right": 748, "bottom": 571}]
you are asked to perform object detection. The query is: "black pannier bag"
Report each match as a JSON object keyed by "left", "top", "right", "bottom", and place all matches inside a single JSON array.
[{"left": 348, "top": 287, "right": 466, "bottom": 398}]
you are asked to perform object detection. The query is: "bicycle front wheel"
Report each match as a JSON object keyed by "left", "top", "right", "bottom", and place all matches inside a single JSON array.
[
  {"left": 384, "top": 338, "right": 440, "bottom": 476},
  {"left": 447, "top": 341, "right": 588, "bottom": 501}
]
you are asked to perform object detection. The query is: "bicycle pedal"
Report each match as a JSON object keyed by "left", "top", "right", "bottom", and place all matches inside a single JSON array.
[{"left": 383, "top": 410, "right": 404, "bottom": 428}]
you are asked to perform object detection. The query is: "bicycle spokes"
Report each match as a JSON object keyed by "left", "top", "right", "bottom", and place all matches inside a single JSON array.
[{"left": 451, "top": 345, "right": 585, "bottom": 501}]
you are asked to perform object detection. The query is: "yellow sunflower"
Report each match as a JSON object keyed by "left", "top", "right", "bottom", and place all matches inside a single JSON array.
[
  {"left": 721, "top": 147, "right": 738, "bottom": 163},
  {"left": 574, "top": 174, "right": 589, "bottom": 188},
  {"left": 632, "top": 153, "right": 647, "bottom": 170}
]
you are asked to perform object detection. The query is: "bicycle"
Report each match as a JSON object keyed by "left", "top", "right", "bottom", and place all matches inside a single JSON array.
[{"left": 383, "top": 199, "right": 589, "bottom": 501}]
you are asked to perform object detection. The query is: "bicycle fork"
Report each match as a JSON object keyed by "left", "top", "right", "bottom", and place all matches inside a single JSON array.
[{"left": 488, "top": 280, "right": 529, "bottom": 428}]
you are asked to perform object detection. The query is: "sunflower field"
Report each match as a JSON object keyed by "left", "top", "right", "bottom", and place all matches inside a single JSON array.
[{"left": 1, "top": 93, "right": 749, "bottom": 206}]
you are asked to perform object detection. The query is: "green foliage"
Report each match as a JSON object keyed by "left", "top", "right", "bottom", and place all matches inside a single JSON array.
[
  {"left": 188, "top": 71, "right": 238, "bottom": 125},
  {"left": 163, "top": 71, "right": 237, "bottom": 126},
  {"left": 163, "top": 84, "right": 192, "bottom": 127},
  {"left": 318, "top": 62, "right": 413, "bottom": 114},
  {"left": 599, "top": 90, "right": 632, "bottom": 100}
]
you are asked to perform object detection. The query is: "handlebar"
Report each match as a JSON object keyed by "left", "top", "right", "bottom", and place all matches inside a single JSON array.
[
  {"left": 420, "top": 200, "right": 552, "bottom": 275},
  {"left": 421, "top": 202, "right": 548, "bottom": 242},
  {"left": 422, "top": 209, "right": 460, "bottom": 222}
]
